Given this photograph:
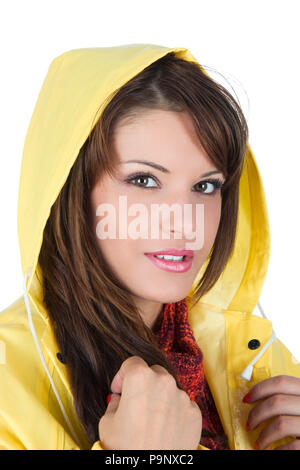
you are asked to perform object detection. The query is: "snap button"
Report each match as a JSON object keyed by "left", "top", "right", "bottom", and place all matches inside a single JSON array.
[
  {"left": 56, "top": 352, "right": 66, "bottom": 364},
  {"left": 248, "top": 339, "right": 261, "bottom": 350}
]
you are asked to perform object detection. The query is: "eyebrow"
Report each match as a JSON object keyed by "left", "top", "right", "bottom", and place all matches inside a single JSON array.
[{"left": 123, "top": 159, "right": 223, "bottom": 178}]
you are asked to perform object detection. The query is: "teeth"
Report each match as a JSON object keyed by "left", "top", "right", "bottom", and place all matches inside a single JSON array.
[{"left": 154, "top": 254, "right": 185, "bottom": 261}]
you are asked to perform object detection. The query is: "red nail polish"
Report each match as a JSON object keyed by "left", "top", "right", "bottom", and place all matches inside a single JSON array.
[
  {"left": 254, "top": 441, "right": 260, "bottom": 450},
  {"left": 242, "top": 392, "right": 251, "bottom": 403},
  {"left": 106, "top": 393, "right": 112, "bottom": 405}
]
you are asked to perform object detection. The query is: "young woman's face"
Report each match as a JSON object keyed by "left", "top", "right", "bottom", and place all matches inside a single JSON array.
[{"left": 90, "top": 110, "right": 225, "bottom": 328}]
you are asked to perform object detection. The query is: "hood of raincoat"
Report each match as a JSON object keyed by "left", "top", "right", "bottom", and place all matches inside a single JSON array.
[
  {"left": 2, "top": 43, "right": 299, "bottom": 451},
  {"left": 19, "top": 42, "right": 270, "bottom": 316}
]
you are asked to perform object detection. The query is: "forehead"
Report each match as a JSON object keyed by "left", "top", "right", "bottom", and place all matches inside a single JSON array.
[{"left": 113, "top": 110, "right": 217, "bottom": 170}]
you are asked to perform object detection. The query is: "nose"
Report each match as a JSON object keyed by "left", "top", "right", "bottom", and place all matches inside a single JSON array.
[{"left": 158, "top": 201, "right": 202, "bottom": 246}]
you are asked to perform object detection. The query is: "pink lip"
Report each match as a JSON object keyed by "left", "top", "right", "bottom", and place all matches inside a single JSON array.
[
  {"left": 144, "top": 251, "right": 193, "bottom": 273},
  {"left": 145, "top": 249, "right": 194, "bottom": 259}
]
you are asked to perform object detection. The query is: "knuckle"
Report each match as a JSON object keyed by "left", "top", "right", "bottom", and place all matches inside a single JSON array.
[
  {"left": 178, "top": 388, "right": 190, "bottom": 404},
  {"left": 126, "top": 361, "right": 152, "bottom": 384},
  {"left": 133, "top": 363, "right": 152, "bottom": 379},
  {"left": 274, "top": 375, "right": 289, "bottom": 387},
  {"left": 126, "top": 355, "right": 148, "bottom": 368},
  {"left": 189, "top": 401, "right": 202, "bottom": 424},
  {"left": 175, "top": 391, "right": 202, "bottom": 426},
  {"left": 159, "top": 372, "right": 176, "bottom": 389},
  {"left": 270, "top": 393, "right": 285, "bottom": 408},
  {"left": 275, "top": 415, "right": 289, "bottom": 433}
]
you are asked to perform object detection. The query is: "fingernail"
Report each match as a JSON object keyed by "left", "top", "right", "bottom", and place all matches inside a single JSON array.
[
  {"left": 242, "top": 392, "right": 251, "bottom": 403},
  {"left": 106, "top": 393, "right": 112, "bottom": 405},
  {"left": 245, "top": 420, "right": 251, "bottom": 431},
  {"left": 254, "top": 441, "right": 260, "bottom": 450}
]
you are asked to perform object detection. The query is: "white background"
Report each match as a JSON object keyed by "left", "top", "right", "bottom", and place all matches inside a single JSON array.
[{"left": 0, "top": 0, "right": 299, "bottom": 359}]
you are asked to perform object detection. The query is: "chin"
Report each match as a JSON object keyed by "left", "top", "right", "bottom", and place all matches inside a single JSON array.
[{"left": 145, "top": 286, "right": 191, "bottom": 305}]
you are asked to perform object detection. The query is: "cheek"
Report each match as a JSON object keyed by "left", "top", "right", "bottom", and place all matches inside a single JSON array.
[
  {"left": 98, "top": 238, "right": 133, "bottom": 270},
  {"left": 197, "top": 198, "right": 222, "bottom": 253},
  {"left": 92, "top": 201, "right": 140, "bottom": 284},
  {"left": 96, "top": 237, "right": 149, "bottom": 300},
  {"left": 206, "top": 200, "right": 222, "bottom": 238}
]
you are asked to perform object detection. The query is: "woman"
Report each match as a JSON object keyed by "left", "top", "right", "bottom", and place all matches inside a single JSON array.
[{"left": 0, "top": 43, "right": 300, "bottom": 450}]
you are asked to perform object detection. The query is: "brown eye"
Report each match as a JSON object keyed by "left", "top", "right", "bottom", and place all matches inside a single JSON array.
[
  {"left": 194, "top": 178, "right": 224, "bottom": 195},
  {"left": 136, "top": 176, "right": 149, "bottom": 186},
  {"left": 127, "top": 173, "right": 158, "bottom": 188}
]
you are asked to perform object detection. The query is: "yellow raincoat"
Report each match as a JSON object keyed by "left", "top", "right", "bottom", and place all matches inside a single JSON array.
[{"left": 1, "top": 43, "right": 300, "bottom": 451}]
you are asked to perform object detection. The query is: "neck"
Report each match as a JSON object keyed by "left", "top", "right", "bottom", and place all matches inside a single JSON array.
[{"left": 151, "top": 304, "right": 165, "bottom": 333}]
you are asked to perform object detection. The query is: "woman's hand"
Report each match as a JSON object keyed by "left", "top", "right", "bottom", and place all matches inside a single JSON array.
[
  {"left": 243, "top": 375, "right": 300, "bottom": 450},
  {"left": 98, "top": 356, "right": 202, "bottom": 450}
]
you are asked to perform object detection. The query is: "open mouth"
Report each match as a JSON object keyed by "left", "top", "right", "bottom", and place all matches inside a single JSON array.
[
  {"left": 153, "top": 254, "right": 187, "bottom": 262},
  {"left": 144, "top": 253, "right": 193, "bottom": 273}
]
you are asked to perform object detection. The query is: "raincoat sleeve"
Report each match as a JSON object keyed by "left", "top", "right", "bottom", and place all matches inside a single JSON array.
[{"left": 90, "top": 441, "right": 209, "bottom": 450}]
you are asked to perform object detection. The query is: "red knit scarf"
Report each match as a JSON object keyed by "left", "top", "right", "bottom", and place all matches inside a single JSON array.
[{"left": 153, "top": 298, "right": 229, "bottom": 450}]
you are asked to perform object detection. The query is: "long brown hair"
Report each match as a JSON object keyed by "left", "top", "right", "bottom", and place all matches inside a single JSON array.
[{"left": 38, "top": 52, "right": 248, "bottom": 445}]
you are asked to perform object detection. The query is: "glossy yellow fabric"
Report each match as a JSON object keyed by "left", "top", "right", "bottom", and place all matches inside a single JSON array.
[{"left": 1, "top": 44, "right": 299, "bottom": 450}]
